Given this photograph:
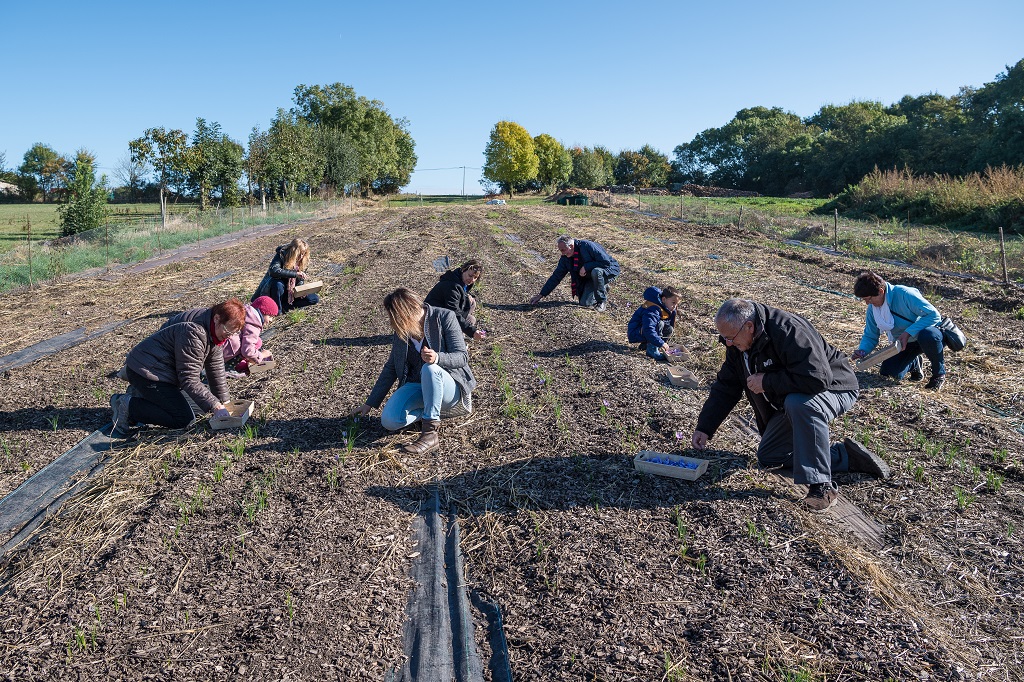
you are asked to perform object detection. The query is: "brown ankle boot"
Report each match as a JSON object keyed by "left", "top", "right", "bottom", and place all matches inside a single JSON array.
[{"left": 402, "top": 419, "right": 439, "bottom": 455}]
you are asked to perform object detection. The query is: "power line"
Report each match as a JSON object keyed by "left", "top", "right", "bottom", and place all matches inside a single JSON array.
[{"left": 411, "top": 166, "right": 481, "bottom": 172}]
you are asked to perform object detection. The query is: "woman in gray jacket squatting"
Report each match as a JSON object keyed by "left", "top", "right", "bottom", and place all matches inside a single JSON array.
[{"left": 349, "top": 288, "right": 477, "bottom": 455}]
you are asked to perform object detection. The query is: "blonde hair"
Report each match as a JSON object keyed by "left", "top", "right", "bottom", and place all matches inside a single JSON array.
[
  {"left": 383, "top": 288, "right": 425, "bottom": 341},
  {"left": 282, "top": 238, "right": 310, "bottom": 272}
]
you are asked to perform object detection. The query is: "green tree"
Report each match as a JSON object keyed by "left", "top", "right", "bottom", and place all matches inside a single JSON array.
[
  {"left": 246, "top": 127, "right": 272, "bottom": 208},
  {"left": 483, "top": 121, "right": 538, "bottom": 197},
  {"left": 569, "top": 147, "right": 609, "bottom": 188},
  {"left": 593, "top": 146, "right": 617, "bottom": 185},
  {"left": 129, "top": 127, "right": 188, "bottom": 228},
  {"left": 964, "top": 59, "right": 1024, "bottom": 171},
  {"left": 637, "top": 144, "right": 671, "bottom": 187},
  {"left": 267, "top": 109, "right": 320, "bottom": 198},
  {"left": 613, "top": 150, "right": 650, "bottom": 187},
  {"left": 318, "top": 126, "right": 360, "bottom": 196},
  {"left": 57, "top": 150, "right": 108, "bottom": 236},
  {"left": 183, "top": 119, "right": 245, "bottom": 209},
  {"left": 291, "top": 83, "right": 417, "bottom": 196},
  {"left": 533, "top": 134, "right": 572, "bottom": 191},
  {"left": 19, "top": 143, "right": 67, "bottom": 202}
]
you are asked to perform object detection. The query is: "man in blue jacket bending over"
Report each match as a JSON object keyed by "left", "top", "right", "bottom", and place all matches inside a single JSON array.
[
  {"left": 849, "top": 270, "right": 947, "bottom": 391},
  {"left": 529, "top": 235, "right": 620, "bottom": 311}
]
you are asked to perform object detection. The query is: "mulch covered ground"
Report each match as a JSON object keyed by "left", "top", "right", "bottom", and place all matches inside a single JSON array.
[{"left": 0, "top": 203, "right": 1022, "bottom": 680}]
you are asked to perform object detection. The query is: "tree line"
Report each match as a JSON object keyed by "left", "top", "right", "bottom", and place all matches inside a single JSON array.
[
  {"left": 0, "top": 83, "right": 417, "bottom": 234},
  {"left": 481, "top": 121, "right": 672, "bottom": 196},
  {"left": 483, "top": 59, "right": 1024, "bottom": 198}
]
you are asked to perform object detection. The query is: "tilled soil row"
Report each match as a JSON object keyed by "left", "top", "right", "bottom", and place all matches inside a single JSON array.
[{"left": 0, "top": 204, "right": 1021, "bottom": 680}]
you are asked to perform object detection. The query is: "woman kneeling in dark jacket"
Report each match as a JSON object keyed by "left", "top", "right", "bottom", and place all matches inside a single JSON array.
[
  {"left": 424, "top": 259, "right": 485, "bottom": 340},
  {"left": 252, "top": 238, "right": 319, "bottom": 314},
  {"left": 349, "top": 288, "right": 477, "bottom": 455},
  {"left": 109, "top": 299, "right": 245, "bottom": 437}
]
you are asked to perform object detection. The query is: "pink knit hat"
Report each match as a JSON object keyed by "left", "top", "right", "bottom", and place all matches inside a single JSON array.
[{"left": 251, "top": 296, "right": 279, "bottom": 317}]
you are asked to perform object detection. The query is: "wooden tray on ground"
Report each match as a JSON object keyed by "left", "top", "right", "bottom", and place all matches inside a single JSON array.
[
  {"left": 665, "top": 345, "right": 690, "bottom": 364},
  {"left": 246, "top": 357, "right": 276, "bottom": 376},
  {"left": 294, "top": 280, "right": 323, "bottom": 297},
  {"left": 210, "top": 399, "right": 254, "bottom": 430},
  {"left": 666, "top": 365, "right": 699, "bottom": 388},
  {"left": 856, "top": 344, "right": 900, "bottom": 370},
  {"left": 634, "top": 450, "right": 709, "bottom": 481}
]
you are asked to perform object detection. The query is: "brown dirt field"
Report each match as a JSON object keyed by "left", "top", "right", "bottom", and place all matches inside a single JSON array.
[{"left": 0, "top": 203, "right": 1022, "bottom": 680}]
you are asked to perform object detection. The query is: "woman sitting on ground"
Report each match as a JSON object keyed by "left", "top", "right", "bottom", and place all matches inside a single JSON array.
[
  {"left": 109, "top": 299, "right": 245, "bottom": 437},
  {"left": 252, "top": 237, "right": 319, "bottom": 314},
  {"left": 850, "top": 270, "right": 947, "bottom": 391},
  {"left": 349, "top": 288, "right": 477, "bottom": 455},
  {"left": 223, "top": 296, "right": 278, "bottom": 378},
  {"left": 424, "top": 259, "right": 486, "bottom": 340}
]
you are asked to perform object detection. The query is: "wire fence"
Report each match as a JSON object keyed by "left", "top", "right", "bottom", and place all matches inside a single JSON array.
[
  {"left": 0, "top": 199, "right": 350, "bottom": 293},
  {"left": 629, "top": 194, "right": 1024, "bottom": 285}
]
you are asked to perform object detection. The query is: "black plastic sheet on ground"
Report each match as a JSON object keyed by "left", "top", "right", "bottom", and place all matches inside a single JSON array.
[{"left": 392, "top": 488, "right": 511, "bottom": 681}]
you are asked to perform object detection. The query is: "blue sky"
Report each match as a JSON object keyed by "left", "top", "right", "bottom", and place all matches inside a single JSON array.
[{"left": 1, "top": 1, "right": 1021, "bottom": 195}]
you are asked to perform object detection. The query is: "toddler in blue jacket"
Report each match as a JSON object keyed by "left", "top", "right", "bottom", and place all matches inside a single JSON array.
[{"left": 627, "top": 286, "right": 680, "bottom": 361}]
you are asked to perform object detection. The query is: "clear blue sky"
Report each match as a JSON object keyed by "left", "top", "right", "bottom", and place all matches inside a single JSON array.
[{"left": 1, "top": 0, "right": 1021, "bottom": 195}]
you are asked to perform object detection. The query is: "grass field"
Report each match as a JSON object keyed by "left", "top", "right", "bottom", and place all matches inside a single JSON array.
[{"left": 0, "top": 203, "right": 198, "bottom": 246}]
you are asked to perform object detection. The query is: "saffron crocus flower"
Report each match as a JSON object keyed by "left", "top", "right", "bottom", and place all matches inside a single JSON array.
[
  {"left": 602, "top": 400, "right": 609, "bottom": 407},
  {"left": 675, "top": 431, "right": 684, "bottom": 440}
]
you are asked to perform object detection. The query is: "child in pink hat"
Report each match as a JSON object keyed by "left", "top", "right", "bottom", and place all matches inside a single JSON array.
[{"left": 223, "top": 296, "right": 278, "bottom": 377}]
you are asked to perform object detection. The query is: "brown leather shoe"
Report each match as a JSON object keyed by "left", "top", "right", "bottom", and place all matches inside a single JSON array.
[
  {"left": 402, "top": 419, "right": 439, "bottom": 455},
  {"left": 803, "top": 482, "right": 839, "bottom": 512}
]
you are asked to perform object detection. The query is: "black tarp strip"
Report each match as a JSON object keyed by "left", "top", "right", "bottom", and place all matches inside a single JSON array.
[
  {"left": 398, "top": 488, "right": 487, "bottom": 681},
  {"left": 0, "top": 425, "right": 117, "bottom": 558},
  {"left": 0, "top": 319, "right": 131, "bottom": 373}
]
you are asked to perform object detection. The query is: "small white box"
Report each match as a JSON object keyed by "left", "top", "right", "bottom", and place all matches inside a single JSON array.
[
  {"left": 293, "top": 280, "right": 323, "bottom": 297},
  {"left": 210, "top": 399, "right": 254, "bottom": 430},
  {"left": 634, "top": 450, "right": 708, "bottom": 481}
]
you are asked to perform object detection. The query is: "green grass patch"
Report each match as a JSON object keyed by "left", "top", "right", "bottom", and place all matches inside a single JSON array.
[{"left": 0, "top": 201, "right": 329, "bottom": 292}]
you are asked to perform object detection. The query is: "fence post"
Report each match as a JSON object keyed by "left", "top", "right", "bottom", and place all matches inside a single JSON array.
[
  {"left": 999, "top": 226, "right": 1009, "bottom": 284},
  {"left": 26, "top": 215, "right": 32, "bottom": 289},
  {"left": 105, "top": 223, "right": 109, "bottom": 272},
  {"left": 833, "top": 209, "right": 838, "bottom": 251},
  {"left": 737, "top": 206, "right": 743, "bottom": 228},
  {"left": 679, "top": 193, "right": 683, "bottom": 220}
]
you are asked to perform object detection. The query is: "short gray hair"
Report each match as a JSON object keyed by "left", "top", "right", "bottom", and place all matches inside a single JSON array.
[
  {"left": 556, "top": 235, "right": 574, "bottom": 247},
  {"left": 715, "top": 298, "right": 756, "bottom": 329}
]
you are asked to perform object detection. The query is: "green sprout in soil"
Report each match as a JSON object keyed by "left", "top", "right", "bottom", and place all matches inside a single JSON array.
[
  {"left": 286, "top": 591, "right": 294, "bottom": 622},
  {"left": 955, "top": 486, "right": 976, "bottom": 511},
  {"left": 47, "top": 415, "right": 59, "bottom": 432},
  {"left": 286, "top": 310, "right": 306, "bottom": 324},
  {"left": 985, "top": 471, "right": 1004, "bottom": 493},
  {"left": 993, "top": 448, "right": 1007, "bottom": 464}
]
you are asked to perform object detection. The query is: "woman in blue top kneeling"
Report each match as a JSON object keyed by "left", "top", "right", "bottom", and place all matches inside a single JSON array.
[
  {"left": 627, "top": 286, "right": 680, "bottom": 361},
  {"left": 850, "top": 271, "right": 947, "bottom": 391}
]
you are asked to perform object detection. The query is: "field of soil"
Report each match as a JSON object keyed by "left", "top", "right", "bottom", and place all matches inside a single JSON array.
[{"left": 0, "top": 203, "right": 1022, "bottom": 680}]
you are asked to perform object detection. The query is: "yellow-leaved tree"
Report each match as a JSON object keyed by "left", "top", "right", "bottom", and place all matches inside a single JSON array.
[{"left": 483, "top": 121, "right": 538, "bottom": 198}]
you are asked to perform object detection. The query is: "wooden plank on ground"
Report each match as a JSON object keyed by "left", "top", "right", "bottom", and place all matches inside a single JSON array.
[{"left": 728, "top": 415, "right": 886, "bottom": 550}]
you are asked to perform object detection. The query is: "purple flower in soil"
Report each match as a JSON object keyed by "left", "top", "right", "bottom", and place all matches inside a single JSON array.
[
  {"left": 602, "top": 400, "right": 609, "bottom": 407},
  {"left": 531, "top": 363, "right": 538, "bottom": 369},
  {"left": 675, "top": 431, "right": 684, "bottom": 441}
]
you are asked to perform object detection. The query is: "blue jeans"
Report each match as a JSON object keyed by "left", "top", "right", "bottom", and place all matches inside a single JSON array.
[
  {"left": 380, "top": 364, "right": 460, "bottom": 430},
  {"left": 645, "top": 320, "right": 674, "bottom": 359},
  {"left": 879, "top": 326, "right": 945, "bottom": 379},
  {"left": 268, "top": 279, "right": 320, "bottom": 314},
  {"left": 578, "top": 268, "right": 616, "bottom": 306}
]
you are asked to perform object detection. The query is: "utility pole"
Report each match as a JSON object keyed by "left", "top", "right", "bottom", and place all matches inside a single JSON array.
[{"left": 462, "top": 166, "right": 466, "bottom": 198}]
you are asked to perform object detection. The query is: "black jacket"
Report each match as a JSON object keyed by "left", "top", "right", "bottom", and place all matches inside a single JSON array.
[
  {"left": 424, "top": 268, "right": 477, "bottom": 337},
  {"left": 539, "top": 239, "right": 620, "bottom": 298},
  {"left": 696, "top": 303, "right": 859, "bottom": 438},
  {"left": 252, "top": 244, "right": 304, "bottom": 300}
]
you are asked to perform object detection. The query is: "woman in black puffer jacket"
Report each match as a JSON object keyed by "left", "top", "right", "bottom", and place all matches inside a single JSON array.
[{"left": 424, "top": 259, "right": 485, "bottom": 340}]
